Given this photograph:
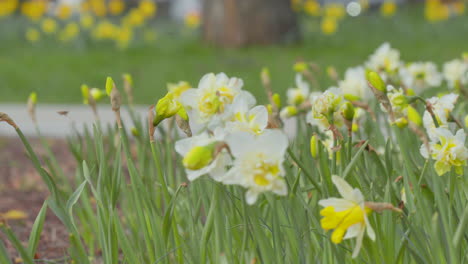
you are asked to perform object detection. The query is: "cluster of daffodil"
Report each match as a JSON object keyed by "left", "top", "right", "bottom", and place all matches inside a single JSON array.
[
  {"left": 0, "top": 0, "right": 164, "bottom": 49},
  {"left": 3, "top": 42, "right": 468, "bottom": 262},
  {"left": 291, "top": 0, "right": 465, "bottom": 35}
]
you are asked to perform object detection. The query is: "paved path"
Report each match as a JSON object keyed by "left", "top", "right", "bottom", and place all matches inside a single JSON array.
[
  {"left": 0, "top": 104, "right": 150, "bottom": 138},
  {"left": 0, "top": 104, "right": 297, "bottom": 138}
]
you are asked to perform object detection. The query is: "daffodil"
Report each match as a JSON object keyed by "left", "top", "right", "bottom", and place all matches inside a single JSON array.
[
  {"left": 175, "top": 129, "right": 231, "bottom": 181},
  {"left": 41, "top": 17, "right": 58, "bottom": 34},
  {"left": 443, "top": 58, "right": 468, "bottom": 90},
  {"left": 339, "top": 66, "right": 371, "bottom": 101},
  {"left": 321, "top": 16, "right": 338, "bottom": 35},
  {"left": 168, "top": 81, "right": 191, "bottom": 98},
  {"left": 311, "top": 87, "right": 344, "bottom": 120},
  {"left": 319, "top": 176, "right": 375, "bottom": 258},
  {"left": 224, "top": 130, "right": 288, "bottom": 204},
  {"left": 287, "top": 74, "right": 310, "bottom": 105},
  {"left": 423, "top": 93, "right": 458, "bottom": 140},
  {"left": 380, "top": 1, "right": 397, "bottom": 17},
  {"left": 420, "top": 128, "right": 468, "bottom": 176},
  {"left": 184, "top": 11, "right": 201, "bottom": 28},
  {"left": 25, "top": 27, "right": 40, "bottom": 43},
  {"left": 224, "top": 94, "right": 269, "bottom": 135},
  {"left": 366, "top": 42, "right": 401, "bottom": 75},
  {"left": 400, "top": 62, "right": 442, "bottom": 94},
  {"left": 180, "top": 73, "right": 253, "bottom": 129}
]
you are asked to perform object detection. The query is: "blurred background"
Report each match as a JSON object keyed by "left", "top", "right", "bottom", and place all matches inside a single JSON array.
[{"left": 0, "top": 0, "right": 467, "bottom": 104}]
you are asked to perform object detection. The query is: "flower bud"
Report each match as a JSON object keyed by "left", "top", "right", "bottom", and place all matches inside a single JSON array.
[
  {"left": 123, "top": 73, "right": 133, "bottom": 86},
  {"left": 81, "top": 84, "right": 90, "bottom": 104},
  {"left": 27, "top": 92, "right": 37, "bottom": 123},
  {"left": 366, "top": 71, "right": 386, "bottom": 93},
  {"left": 90, "top": 88, "right": 106, "bottom": 101},
  {"left": 280, "top": 106, "right": 298, "bottom": 119},
  {"left": 153, "top": 93, "right": 181, "bottom": 126},
  {"left": 394, "top": 117, "right": 408, "bottom": 128},
  {"left": 326, "top": 66, "right": 338, "bottom": 80},
  {"left": 105, "top": 76, "right": 114, "bottom": 96},
  {"left": 310, "top": 134, "right": 318, "bottom": 158},
  {"left": 183, "top": 144, "right": 216, "bottom": 170},
  {"left": 464, "top": 115, "right": 468, "bottom": 128},
  {"left": 293, "top": 62, "right": 308, "bottom": 73},
  {"left": 407, "top": 106, "right": 422, "bottom": 126},
  {"left": 341, "top": 102, "right": 355, "bottom": 121},
  {"left": 131, "top": 127, "right": 140, "bottom": 137},
  {"left": 261, "top": 67, "right": 271, "bottom": 87},
  {"left": 272, "top": 93, "right": 281, "bottom": 109},
  {"left": 28, "top": 92, "right": 37, "bottom": 104}
]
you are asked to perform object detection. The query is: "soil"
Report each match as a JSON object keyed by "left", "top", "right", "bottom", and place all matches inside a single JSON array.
[{"left": 0, "top": 137, "right": 75, "bottom": 263}]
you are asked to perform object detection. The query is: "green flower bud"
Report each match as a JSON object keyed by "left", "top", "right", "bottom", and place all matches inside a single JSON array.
[
  {"left": 81, "top": 84, "right": 90, "bottom": 104},
  {"left": 341, "top": 102, "right": 355, "bottom": 121},
  {"left": 310, "top": 134, "right": 318, "bottom": 158},
  {"left": 293, "top": 62, "right": 308, "bottom": 73},
  {"left": 90, "top": 88, "right": 106, "bottom": 102},
  {"left": 261, "top": 67, "right": 270, "bottom": 85},
  {"left": 272, "top": 93, "right": 281, "bottom": 108},
  {"left": 123, "top": 73, "right": 133, "bottom": 86},
  {"left": 154, "top": 93, "right": 181, "bottom": 126},
  {"left": 105, "top": 76, "right": 114, "bottom": 96},
  {"left": 28, "top": 92, "right": 37, "bottom": 104},
  {"left": 394, "top": 117, "right": 408, "bottom": 128},
  {"left": 464, "top": 115, "right": 468, "bottom": 128},
  {"left": 366, "top": 71, "right": 386, "bottom": 93},
  {"left": 183, "top": 144, "right": 216, "bottom": 170}
]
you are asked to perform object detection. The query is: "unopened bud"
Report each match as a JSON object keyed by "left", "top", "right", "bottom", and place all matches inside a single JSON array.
[
  {"left": 310, "top": 134, "right": 318, "bottom": 158},
  {"left": 293, "top": 62, "right": 308, "bottom": 73},
  {"left": 154, "top": 93, "right": 181, "bottom": 126},
  {"left": 326, "top": 66, "right": 338, "bottom": 80},
  {"left": 394, "top": 117, "right": 408, "bottom": 128},
  {"left": 261, "top": 67, "right": 271, "bottom": 87},
  {"left": 81, "top": 84, "right": 90, "bottom": 104},
  {"left": 123, "top": 73, "right": 133, "bottom": 86},
  {"left": 0, "top": 112, "right": 17, "bottom": 129},
  {"left": 366, "top": 71, "right": 386, "bottom": 93},
  {"left": 90, "top": 88, "right": 106, "bottom": 102},
  {"left": 341, "top": 102, "right": 355, "bottom": 121},
  {"left": 408, "top": 106, "right": 422, "bottom": 126},
  {"left": 105, "top": 76, "right": 114, "bottom": 96},
  {"left": 27, "top": 92, "right": 37, "bottom": 123},
  {"left": 183, "top": 144, "right": 216, "bottom": 170},
  {"left": 280, "top": 106, "right": 298, "bottom": 119},
  {"left": 131, "top": 127, "right": 140, "bottom": 137},
  {"left": 272, "top": 93, "right": 281, "bottom": 108}
]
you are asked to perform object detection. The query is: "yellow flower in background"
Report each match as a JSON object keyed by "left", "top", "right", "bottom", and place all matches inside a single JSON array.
[
  {"left": 21, "top": 1, "right": 47, "bottom": 21},
  {"left": 452, "top": 1, "right": 465, "bottom": 15},
  {"left": 425, "top": 0, "right": 449, "bottom": 22},
  {"left": 359, "top": 0, "right": 370, "bottom": 10},
  {"left": 0, "top": 0, "right": 19, "bottom": 17},
  {"left": 116, "top": 26, "right": 133, "bottom": 49},
  {"left": 291, "top": 0, "right": 302, "bottom": 11},
  {"left": 185, "top": 12, "right": 201, "bottom": 28},
  {"left": 59, "top": 22, "right": 80, "bottom": 42},
  {"left": 90, "top": 0, "right": 107, "bottom": 17},
  {"left": 380, "top": 1, "right": 397, "bottom": 17},
  {"left": 304, "top": 0, "right": 321, "bottom": 16},
  {"left": 138, "top": 0, "right": 157, "bottom": 18},
  {"left": 25, "top": 27, "right": 40, "bottom": 43},
  {"left": 80, "top": 13, "right": 94, "bottom": 29},
  {"left": 57, "top": 4, "right": 73, "bottom": 20},
  {"left": 122, "top": 9, "right": 145, "bottom": 27},
  {"left": 324, "top": 3, "right": 345, "bottom": 20},
  {"left": 109, "top": 0, "right": 125, "bottom": 16},
  {"left": 321, "top": 16, "right": 338, "bottom": 35},
  {"left": 41, "top": 17, "right": 58, "bottom": 34},
  {"left": 92, "top": 20, "right": 118, "bottom": 39}
]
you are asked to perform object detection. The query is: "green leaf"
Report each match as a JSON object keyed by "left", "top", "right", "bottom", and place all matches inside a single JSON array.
[{"left": 27, "top": 201, "right": 48, "bottom": 256}]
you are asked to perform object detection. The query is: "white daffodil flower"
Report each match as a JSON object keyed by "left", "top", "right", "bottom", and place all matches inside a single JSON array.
[
  {"left": 420, "top": 128, "right": 468, "bottom": 176},
  {"left": 400, "top": 62, "right": 442, "bottom": 93},
  {"left": 311, "top": 87, "right": 344, "bottom": 120},
  {"left": 287, "top": 73, "right": 310, "bottom": 105},
  {"left": 339, "top": 66, "right": 372, "bottom": 101},
  {"left": 224, "top": 130, "right": 288, "bottom": 204},
  {"left": 443, "top": 59, "right": 468, "bottom": 89},
  {"left": 175, "top": 129, "right": 231, "bottom": 181},
  {"left": 384, "top": 85, "right": 408, "bottom": 118},
  {"left": 180, "top": 73, "right": 254, "bottom": 129},
  {"left": 423, "top": 93, "right": 458, "bottom": 140},
  {"left": 319, "top": 176, "right": 375, "bottom": 258},
  {"left": 224, "top": 94, "right": 269, "bottom": 135},
  {"left": 366, "top": 42, "right": 401, "bottom": 74}
]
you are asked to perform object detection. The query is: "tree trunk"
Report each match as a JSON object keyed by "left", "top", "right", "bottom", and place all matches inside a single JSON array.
[{"left": 202, "top": 0, "right": 299, "bottom": 47}]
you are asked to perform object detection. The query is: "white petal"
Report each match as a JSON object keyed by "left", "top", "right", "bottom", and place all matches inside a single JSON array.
[
  {"left": 225, "top": 132, "right": 256, "bottom": 157},
  {"left": 318, "top": 198, "right": 355, "bottom": 211},
  {"left": 364, "top": 214, "right": 376, "bottom": 241},
  {"left": 351, "top": 225, "right": 366, "bottom": 258},
  {"left": 245, "top": 190, "right": 259, "bottom": 205},
  {"left": 331, "top": 175, "right": 355, "bottom": 201},
  {"left": 344, "top": 223, "right": 363, "bottom": 240}
]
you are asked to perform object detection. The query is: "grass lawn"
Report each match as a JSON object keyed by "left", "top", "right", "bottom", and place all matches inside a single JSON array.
[{"left": 0, "top": 5, "right": 467, "bottom": 104}]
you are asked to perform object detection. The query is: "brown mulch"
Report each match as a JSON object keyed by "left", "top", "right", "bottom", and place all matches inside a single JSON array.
[{"left": 0, "top": 137, "right": 76, "bottom": 263}]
